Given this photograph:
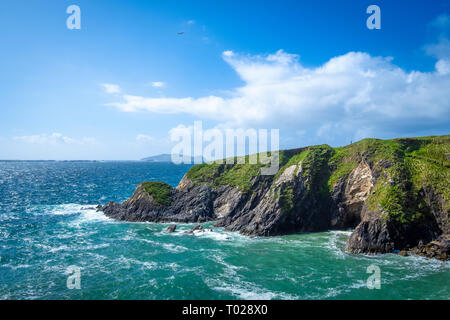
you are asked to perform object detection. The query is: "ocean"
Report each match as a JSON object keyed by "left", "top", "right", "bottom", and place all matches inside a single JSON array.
[{"left": 0, "top": 161, "right": 448, "bottom": 300}]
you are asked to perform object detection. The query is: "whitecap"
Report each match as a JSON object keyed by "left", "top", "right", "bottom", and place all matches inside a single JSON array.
[
  {"left": 192, "top": 229, "right": 232, "bottom": 241},
  {"left": 207, "top": 278, "right": 298, "bottom": 300},
  {"left": 162, "top": 243, "right": 188, "bottom": 253},
  {"left": 115, "top": 255, "right": 157, "bottom": 270},
  {"left": 0, "top": 263, "right": 32, "bottom": 270}
]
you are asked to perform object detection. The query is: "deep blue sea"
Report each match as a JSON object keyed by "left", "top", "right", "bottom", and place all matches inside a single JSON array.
[{"left": 0, "top": 161, "right": 448, "bottom": 300}]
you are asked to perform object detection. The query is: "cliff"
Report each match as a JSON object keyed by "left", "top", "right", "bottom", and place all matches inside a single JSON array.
[{"left": 101, "top": 135, "right": 450, "bottom": 260}]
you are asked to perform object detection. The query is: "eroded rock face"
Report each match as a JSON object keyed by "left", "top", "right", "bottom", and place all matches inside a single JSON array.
[
  {"left": 215, "top": 153, "right": 334, "bottom": 236},
  {"left": 275, "top": 165, "right": 296, "bottom": 186},
  {"left": 331, "top": 160, "right": 374, "bottom": 229},
  {"left": 422, "top": 186, "right": 449, "bottom": 235},
  {"left": 101, "top": 180, "right": 215, "bottom": 223},
  {"left": 345, "top": 208, "right": 442, "bottom": 255},
  {"left": 213, "top": 186, "right": 243, "bottom": 218},
  {"left": 345, "top": 213, "right": 396, "bottom": 254},
  {"left": 344, "top": 160, "right": 374, "bottom": 218}
]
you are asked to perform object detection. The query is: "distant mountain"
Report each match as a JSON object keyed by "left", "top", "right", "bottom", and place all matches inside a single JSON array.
[
  {"left": 141, "top": 154, "right": 204, "bottom": 163},
  {"left": 141, "top": 154, "right": 172, "bottom": 162}
]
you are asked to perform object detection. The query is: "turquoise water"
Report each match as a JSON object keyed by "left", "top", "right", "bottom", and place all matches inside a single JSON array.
[{"left": 0, "top": 161, "right": 448, "bottom": 300}]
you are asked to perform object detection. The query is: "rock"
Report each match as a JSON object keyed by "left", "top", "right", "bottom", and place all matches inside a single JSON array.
[
  {"left": 398, "top": 250, "right": 408, "bottom": 257},
  {"left": 101, "top": 181, "right": 215, "bottom": 223},
  {"left": 183, "top": 224, "right": 205, "bottom": 234},
  {"left": 80, "top": 206, "right": 96, "bottom": 210},
  {"left": 418, "top": 240, "right": 424, "bottom": 249},
  {"left": 409, "top": 235, "right": 449, "bottom": 261},
  {"left": 346, "top": 216, "right": 395, "bottom": 254},
  {"left": 330, "top": 159, "right": 373, "bottom": 229},
  {"left": 190, "top": 225, "right": 204, "bottom": 232},
  {"left": 378, "top": 159, "right": 393, "bottom": 169},
  {"left": 166, "top": 225, "right": 177, "bottom": 233}
]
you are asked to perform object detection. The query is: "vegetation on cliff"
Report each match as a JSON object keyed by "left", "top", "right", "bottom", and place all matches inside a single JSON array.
[
  {"left": 185, "top": 155, "right": 267, "bottom": 193},
  {"left": 142, "top": 181, "right": 172, "bottom": 205},
  {"left": 364, "top": 136, "right": 449, "bottom": 224}
]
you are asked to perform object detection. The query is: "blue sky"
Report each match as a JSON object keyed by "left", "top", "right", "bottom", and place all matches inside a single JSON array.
[{"left": 0, "top": 0, "right": 449, "bottom": 160}]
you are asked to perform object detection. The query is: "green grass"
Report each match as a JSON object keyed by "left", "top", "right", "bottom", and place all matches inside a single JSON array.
[
  {"left": 300, "top": 145, "right": 334, "bottom": 194},
  {"left": 327, "top": 145, "right": 358, "bottom": 192},
  {"left": 185, "top": 154, "right": 268, "bottom": 193},
  {"left": 279, "top": 184, "right": 294, "bottom": 213},
  {"left": 216, "top": 161, "right": 264, "bottom": 193},
  {"left": 405, "top": 137, "right": 450, "bottom": 212},
  {"left": 141, "top": 181, "right": 172, "bottom": 206},
  {"left": 364, "top": 136, "right": 450, "bottom": 223},
  {"left": 186, "top": 149, "right": 312, "bottom": 193},
  {"left": 378, "top": 162, "right": 428, "bottom": 224},
  {"left": 273, "top": 149, "right": 310, "bottom": 182},
  {"left": 184, "top": 162, "right": 222, "bottom": 183}
]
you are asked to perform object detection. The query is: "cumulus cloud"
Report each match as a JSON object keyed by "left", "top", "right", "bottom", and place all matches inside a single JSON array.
[
  {"left": 100, "top": 83, "right": 121, "bottom": 94},
  {"left": 13, "top": 133, "right": 96, "bottom": 145},
  {"left": 104, "top": 47, "right": 450, "bottom": 143},
  {"left": 151, "top": 81, "right": 166, "bottom": 88}
]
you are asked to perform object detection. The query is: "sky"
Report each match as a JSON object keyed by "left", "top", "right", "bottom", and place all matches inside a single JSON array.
[{"left": 0, "top": 0, "right": 449, "bottom": 160}]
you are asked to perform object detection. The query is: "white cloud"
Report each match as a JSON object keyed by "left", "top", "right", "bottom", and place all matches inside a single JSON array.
[
  {"left": 136, "top": 134, "right": 155, "bottom": 143},
  {"left": 426, "top": 38, "right": 450, "bottom": 59},
  {"left": 187, "top": 20, "right": 196, "bottom": 25},
  {"left": 151, "top": 81, "right": 166, "bottom": 88},
  {"left": 104, "top": 48, "right": 450, "bottom": 143},
  {"left": 222, "top": 50, "right": 234, "bottom": 57},
  {"left": 100, "top": 83, "right": 121, "bottom": 94},
  {"left": 168, "top": 124, "right": 193, "bottom": 141},
  {"left": 436, "top": 59, "right": 450, "bottom": 75},
  {"left": 13, "top": 133, "right": 96, "bottom": 145}
]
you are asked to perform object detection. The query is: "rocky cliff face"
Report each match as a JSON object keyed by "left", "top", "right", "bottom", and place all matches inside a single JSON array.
[
  {"left": 102, "top": 181, "right": 216, "bottom": 223},
  {"left": 101, "top": 135, "right": 449, "bottom": 260}
]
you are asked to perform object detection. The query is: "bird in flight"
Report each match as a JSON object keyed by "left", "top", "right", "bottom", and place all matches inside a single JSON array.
[{"left": 177, "top": 32, "right": 184, "bottom": 35}]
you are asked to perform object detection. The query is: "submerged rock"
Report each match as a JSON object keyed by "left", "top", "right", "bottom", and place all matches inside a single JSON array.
[
  {"left": 166, "top": 225, "right": 177, "bottom": 233},
  {"left": 80, "top": 206, "right": 97, "bottom": 210},
  {"left": 190, "top": 225, "right": 204, "bottom": 232},
  {"left": 184, "top": 224, "right": 205, "bottom": 234}
]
